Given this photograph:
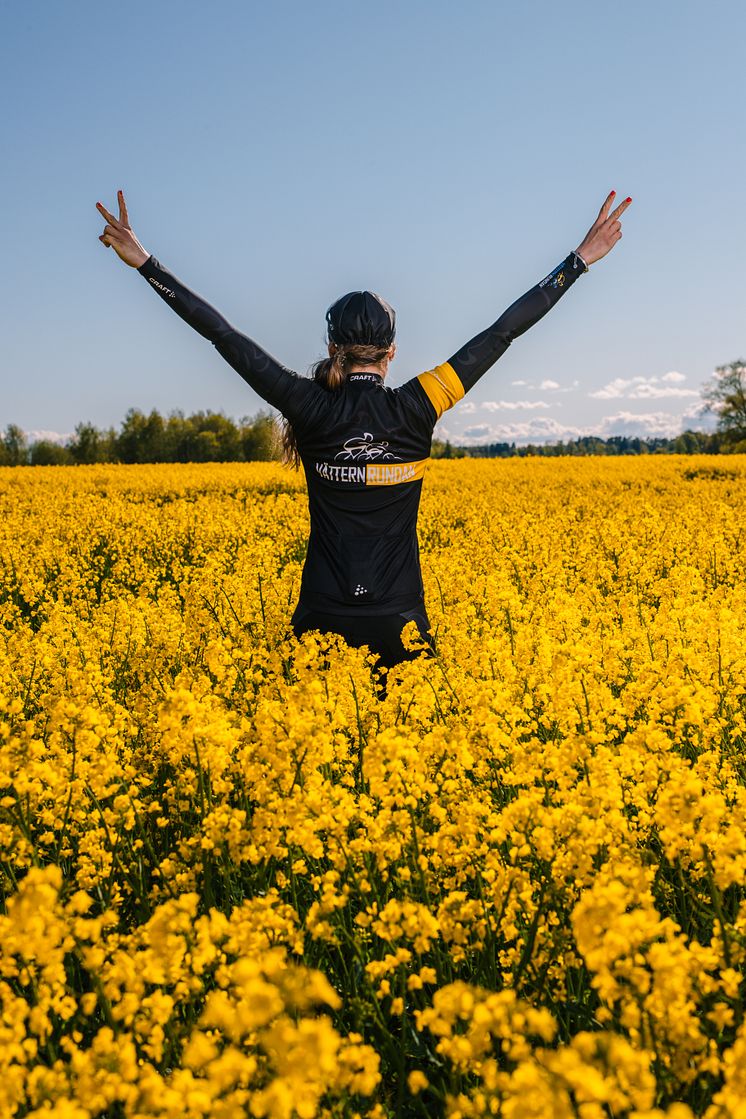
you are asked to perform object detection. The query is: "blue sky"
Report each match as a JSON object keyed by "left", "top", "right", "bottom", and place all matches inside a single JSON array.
[{"left": 1, "top": 0, "right": 744, "bottom": 445}]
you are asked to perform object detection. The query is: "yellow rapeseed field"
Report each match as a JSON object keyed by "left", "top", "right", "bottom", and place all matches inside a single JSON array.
[{"left": 2, "top": 456, "right": 746, "bottom": 1118}]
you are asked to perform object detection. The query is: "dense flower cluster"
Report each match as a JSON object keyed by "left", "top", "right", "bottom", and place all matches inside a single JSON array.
[{"left": 1, "top": 457, "right": 746, "bottom": 1117}]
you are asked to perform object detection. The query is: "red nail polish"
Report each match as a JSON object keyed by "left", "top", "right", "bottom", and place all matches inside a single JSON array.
[
  {"left": 610, "top": 190, "right": 616, "bottom": 195},
  {"left": 625, "top": 196, "right": 632, "bottom": 202}
]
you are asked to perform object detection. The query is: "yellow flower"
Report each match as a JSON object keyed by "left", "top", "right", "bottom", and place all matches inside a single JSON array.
[
  {"left": 4, "top": 457, "right": 746, "bottom": 1112},
  {"left": 407, "top": 1070, "right": 429, "bottom": 1095}
]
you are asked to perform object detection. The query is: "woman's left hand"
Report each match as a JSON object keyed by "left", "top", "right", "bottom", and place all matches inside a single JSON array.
[
  {"left": 576, "top": 191, "right": 632, "bottom": 266},
  {"left": 96, "top": 190, "right": 150, "bottom": 268}
]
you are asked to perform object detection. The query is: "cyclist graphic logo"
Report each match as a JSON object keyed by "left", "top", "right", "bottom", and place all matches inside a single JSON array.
[{"left": 335, "top": 433, "right": 401, "bottom": 462}]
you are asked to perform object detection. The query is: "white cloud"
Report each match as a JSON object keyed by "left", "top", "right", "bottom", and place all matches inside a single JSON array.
[
  {"left": 461, "top": 417, "right": 585, "bottom": 444},
  {"left": 596, "top": 407, "right": 715, "bottom": 438},
  {"left": 509, "top": 377, "right": 578, "bottom": 392},
  {"left": 446, "top": 405, "right": 716, "bottom": 446},
  {"left": 589, "top": 374, "right": 699, "bottom": 400},
  {"left": 595, "top": 411, "right": 683, "bottom": 438},
  {"left": 435, "top": 370, "right": 715, "bottom": 445},
  {"left": 681, "top": 399, "right": 715, "bottom": 424},
  {"left": 26, "top": 430, "right": 72, "bottom": 445},
  {"left": 482, "top": 400, "right": 552, "bottom": 411},
  {"left": 630, "top": 385, "right": 698, "bottom": 400}
]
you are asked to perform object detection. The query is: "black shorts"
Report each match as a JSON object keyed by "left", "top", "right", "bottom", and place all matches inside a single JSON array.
[{"left": 291, "top": 605, "right": 434, "bottom": 670}]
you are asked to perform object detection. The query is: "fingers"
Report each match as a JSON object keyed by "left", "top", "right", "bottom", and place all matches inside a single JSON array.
[
  {"left": 97, "top": 196, "right": 125, "bottom": 251},
  {"left": 99, "top": 223, "right": 122, "bottom": 250},
  {"left": 117, "top": 188, "right": 130, "bottom": 227},
  {"left": 96, "top": 200, "right": 119, "bottom": 226},
  {"left": 608, "top": 196, "right": 632, "bottom": 222},
  {"left": 598, "top": 190, "right": 616, "bottom": 219}
]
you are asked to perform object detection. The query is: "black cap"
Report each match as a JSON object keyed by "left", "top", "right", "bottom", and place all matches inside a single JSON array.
[{"left": 326, "top": 291, "right": 396, "bottom": 347}]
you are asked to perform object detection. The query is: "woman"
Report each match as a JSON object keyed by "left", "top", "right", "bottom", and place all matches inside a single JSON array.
[{"left": 96, "top": 189, "right": 631, "bottom": 670}]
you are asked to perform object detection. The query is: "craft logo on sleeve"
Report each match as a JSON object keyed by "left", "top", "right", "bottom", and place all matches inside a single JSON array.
[{"left": 148, "top": 277, "right": 176, "bottom": 299}]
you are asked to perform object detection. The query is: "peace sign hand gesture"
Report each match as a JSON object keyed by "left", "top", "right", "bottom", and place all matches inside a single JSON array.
[
  {"left": 96, "top": 190, "right": 150, "bottom": 268},
  {"left": 575, "top": 191, "right": 632, "bottom": 267}
]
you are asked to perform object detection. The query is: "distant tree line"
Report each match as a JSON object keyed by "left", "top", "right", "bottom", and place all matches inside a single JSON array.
[
  {"left": 1, "top": 359, "right": 744, "bottom": 464},
  {"left": 0, "top": 409, "right": 281, "bottom": 466},
  {"left": 3, "top": 421, "right": 729, "bottom": 465},
  {"left": 466, "top": 431, "right": 727, "bottom": 457}
]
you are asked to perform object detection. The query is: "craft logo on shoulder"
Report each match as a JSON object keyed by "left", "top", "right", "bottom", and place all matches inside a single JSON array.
[
  {"left": 334, "top": 432, "right": 401, "bottom": 463},
  {"left": 148, "top": 277, "right": 176, "bottom": 299}
]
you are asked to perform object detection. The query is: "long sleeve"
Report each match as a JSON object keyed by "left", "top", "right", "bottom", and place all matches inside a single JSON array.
[
  {"left": 405, "top": 251, "right": 587, "bottom": 423},
  {"left": 137, "top": 255, "right": 322, "bottom": 425}
]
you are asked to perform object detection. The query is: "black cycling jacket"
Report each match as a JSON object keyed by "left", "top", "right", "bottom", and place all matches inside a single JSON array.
[{"left": 138, "top": 250, "right": 587, "bottom": 615}]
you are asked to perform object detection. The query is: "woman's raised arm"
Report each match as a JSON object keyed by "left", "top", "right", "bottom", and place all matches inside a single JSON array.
[{"left": 96, "top": 191, "right": 322, "bottom": 424}]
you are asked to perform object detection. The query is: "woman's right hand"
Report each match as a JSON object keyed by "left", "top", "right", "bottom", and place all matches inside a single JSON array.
[
  {"left": 96, "top": 190, "right": 150, "bottom": 268},
  {"left": 575, "top": 190, "right": 632, "bottom": 267}
]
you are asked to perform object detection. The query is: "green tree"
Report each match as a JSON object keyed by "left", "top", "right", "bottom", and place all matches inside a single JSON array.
[
  {"left": 190, "top": 430, "right": 221, "bottom": 461},
  {"left": 2, "top": 424, "right": 28, "bottom": 466},
  {"left": 68, "top": 422, "right": 109, "bottom": 464},
  {"left": 672, "top": 430, "right": 704, "bottom": 455},
  {"left": 431, "top": 439, "right": 466, "bottom": 459},
  {"left": 701, "top": 359, "right": 746, "bottom": 444},
  {"left": 193, "top": 411, "right": 243, "bottom": 460},
  {"left": 30, "top": 440, "right": 74, "bottom": 465},
  {"left": 170, "top": 411, "right": 239, "bottom": 462},
  {"left": 240, "top": 412, "right": 281, "bottom": 461},
  {"left": 163, "top": 411, "right": 190, "bottom": 461},
  {"left": 115, "top": 409, "right": 167, "bottom": 463}
]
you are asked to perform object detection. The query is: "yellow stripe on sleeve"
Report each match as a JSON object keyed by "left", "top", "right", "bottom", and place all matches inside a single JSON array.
[{"left": 417, "top": 361, "right": 465, "bottom": 420}]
